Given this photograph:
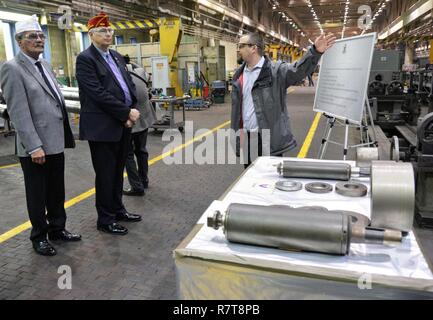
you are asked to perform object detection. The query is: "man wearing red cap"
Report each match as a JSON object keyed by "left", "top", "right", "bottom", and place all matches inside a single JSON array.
[{"left": 76, "top": 12, "right": 142, "bottom": 235}]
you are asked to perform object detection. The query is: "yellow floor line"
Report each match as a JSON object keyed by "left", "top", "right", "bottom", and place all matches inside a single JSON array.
[
  {"left": 0, "top": 120, "right": 231, "bottom": 244},
  {"left": 297, "top": 112, "right": 322, "bottom": 158},
  {"left": 0, "top": 163, "right": 19, "bottom": 170},
  {"left": 0, "top": 221, "right": 32, "bottom": 243}
]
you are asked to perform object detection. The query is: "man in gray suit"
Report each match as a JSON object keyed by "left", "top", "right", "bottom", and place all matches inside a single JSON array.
[
  {"left": 123, "top": 59, "right": 157, "bottom": 196},
  {"left": 0, "top": 16, "right": 81, "bottom": 256}
]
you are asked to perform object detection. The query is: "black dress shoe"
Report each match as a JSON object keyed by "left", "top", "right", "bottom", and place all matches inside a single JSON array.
[
  {"left": 97, "top": 223, "right": 128, "bottom": 235},
  {"left": 48, "top": 230, "right": 82, "bottom": 242},
  {"left": 116, "top": 212, "right": 142, "bottom": 222},
  {"left": 123, "top": 188, "right": 145, "bottom": 196},
  {"left": 32, "top": 240, "right": 57, "bottom": 256}
]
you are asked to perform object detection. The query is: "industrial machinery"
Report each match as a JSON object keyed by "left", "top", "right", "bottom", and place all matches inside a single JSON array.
[
  {"left": 210, "top": 80, "right": 226, "bottom": 104},
  {"left": 412, "top": 65, "right": 433, "bottom": 110},
  {"left": 367, "top": 50, "right": 420, "bottom": 129},
  {"left": 184, "top": 71, "right": 212, "bottom": 110},
  {"left": 370, "top": 67, "right": 433, "bottom": 228},
  {"left": 365, "top": 51, "right": 433, "bottom": 229},
  {"left": 414, "top": 112, "right": 433, "bottom": 227},
  {"left": 207, "top": 203, "right": 402, "bottom": 256}
]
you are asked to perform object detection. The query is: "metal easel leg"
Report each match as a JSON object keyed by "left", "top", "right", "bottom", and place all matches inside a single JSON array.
[
  {"left": 343, "top": 120, "right": 349, "bottom": 161},
  {"left": 318, "top": 115, "right": 336, "bottom": 159},
  {"left": 365, "top": 97, "right": 377, "bottom": 146}
]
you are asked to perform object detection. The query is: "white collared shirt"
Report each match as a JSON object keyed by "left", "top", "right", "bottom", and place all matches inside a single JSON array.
[{"left": 242, "top": 56, "right": 265, "bottom": 131}]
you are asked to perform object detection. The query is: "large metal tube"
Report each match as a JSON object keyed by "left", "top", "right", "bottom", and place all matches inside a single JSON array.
[
  {"left": 356, "top": 147, "right": 379, "bottom": 168},
  {"left": 208, "top": 203, "right": 351, "bottom": 255},
  {"left": 64, "top": 100, "right": 81, "bottom": 114},
  {"left": 2, "top": 101, "right": 81, "bottom": 118},
  {"left": 277, "top": 160, "right": 352, "bottom": 181},
  {"left": 370, "top": 161, "right": 415, "bottom": 232},
  {"left": 207, "top": 204, "right": 403, "bottom": 256},
  {"left": 61, "top": 91, "right": 80, "bottom": 101}
]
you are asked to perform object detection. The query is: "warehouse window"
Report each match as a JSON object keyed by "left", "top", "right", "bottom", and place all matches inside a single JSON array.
[
  {"left": 1, "top": 22, "right": 14, "bottom": 60},
  {"left": 82, "top": 32, "right": 91, "bottom": 50},
  {"left": 130, "top": 37, "right": 137, "bottom": 44},
  {"left": 115, "top": 35, "right": 124, "bottom": 45},
  {"left": 41, "top": 25, "right": 50, "bottom": 63}
]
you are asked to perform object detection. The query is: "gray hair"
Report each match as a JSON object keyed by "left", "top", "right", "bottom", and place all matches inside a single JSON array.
[{"left": 247, "top": 33, "right": 264, "bottom": 56}]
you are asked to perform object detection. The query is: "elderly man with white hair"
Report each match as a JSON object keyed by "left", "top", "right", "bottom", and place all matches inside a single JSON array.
[{"left": 0, "top": 15, "right": 81, "bottom": 256}]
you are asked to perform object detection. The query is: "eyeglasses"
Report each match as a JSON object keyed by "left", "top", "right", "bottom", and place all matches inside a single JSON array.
[
  {"left": 237, "top": 43, "right": 255, "bottom": 49},
  {"left": 93, "top": 28, "right": 114, "bottom": 35},
  {"left": 25, "top": 32, "right": 46, "bottom": 41}
]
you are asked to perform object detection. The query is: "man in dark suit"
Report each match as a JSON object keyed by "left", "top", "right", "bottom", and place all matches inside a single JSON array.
[
  {"left": 123, "top": 59, "right": 156, "bottom": 196},
  {"left": 75, "top": 12, "right": 142, "bottom": 235},
  {"left": 0, "top": 15, "right": 81, "bottom": 256}
]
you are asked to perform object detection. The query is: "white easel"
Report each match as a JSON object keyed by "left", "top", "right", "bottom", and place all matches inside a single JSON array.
[{"left": 317, "top": 97, "right": 378, "bottom": 160}]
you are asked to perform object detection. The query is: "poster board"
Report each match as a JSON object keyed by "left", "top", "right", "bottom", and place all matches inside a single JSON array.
[
  {"left": 151, "top": 56, "right": 170, "bottom": 95},
  {"left": 313, "top": 33, "right": 376, "bottom": 124}
]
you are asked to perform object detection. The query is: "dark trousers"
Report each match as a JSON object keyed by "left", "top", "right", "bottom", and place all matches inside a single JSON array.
[
  {"left": 125, "top": 129, "right": 149, "bottom": 192},
  {"left": 88, "top": 128, "right": 130, "bottom": 226},
  {"left": 243, "top": 132, "right": 283, "bottom": 169},
  {"left": 244, "top": 131, "right": 263, "bottom": 169},
  {"left": 20, "top": 153, "right": 66, "bottom": 241}
]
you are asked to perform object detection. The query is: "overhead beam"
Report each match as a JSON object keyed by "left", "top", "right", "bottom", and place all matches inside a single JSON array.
[
  {"left": 193, "top": 0, "right": 292, "bottom": 45},
  {"left": 378, "top": 0, "right": 433, "bottom": 40}
]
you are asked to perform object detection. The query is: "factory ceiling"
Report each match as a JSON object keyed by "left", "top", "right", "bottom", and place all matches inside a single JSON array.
[{"left": 0, "top": 0, "right": 430, "bottom": 47}]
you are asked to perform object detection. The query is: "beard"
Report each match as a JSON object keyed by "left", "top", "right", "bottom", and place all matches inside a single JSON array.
[{"left": 237, "top": 56, "right": 244, "bottom": 65}]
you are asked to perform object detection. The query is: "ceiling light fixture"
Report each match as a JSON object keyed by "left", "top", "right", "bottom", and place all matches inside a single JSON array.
[{"left": 306, "top": 0, "right": 323, "bottom": 34}]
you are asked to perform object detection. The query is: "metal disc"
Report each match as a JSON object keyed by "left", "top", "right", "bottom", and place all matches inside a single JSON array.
[
  {"left": 305, "top": 182, "right": 333, "bottom": 194},
  {"left": 275, "top": 180, "right": 302, "bottom": 192},
  {"left": 335, "top": 181, "right": 368, "bottom": 197}
]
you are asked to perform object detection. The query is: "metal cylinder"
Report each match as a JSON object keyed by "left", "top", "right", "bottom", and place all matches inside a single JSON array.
[
  {"left": 61, "top": 91, "right": 80, "bottom": 101},
  {"left": 64, "top": 100, "right": 81, "bottom": 114},
  {"left": 356, "top": 147, "right": 379, "bottom": 168},
  {"left": 277, "top": 160, "right": 351, "bottom": 181},
  {"left": 370, "top": 161, "right": 415, "bottom": 232},
  {"left": 212, "top": 203, "right": 352, "bottom": 255},
  {"left": 351, "top": 226, "right": 402, "bottom": 244}
]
